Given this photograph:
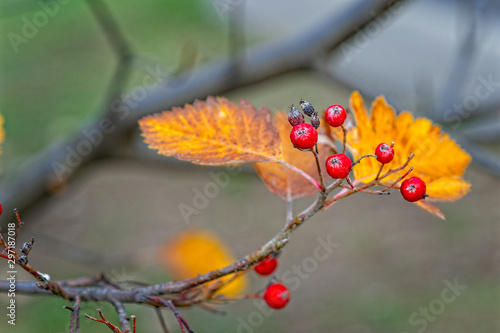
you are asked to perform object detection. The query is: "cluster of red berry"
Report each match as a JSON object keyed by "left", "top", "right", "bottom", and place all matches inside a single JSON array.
[
  {"left": 288, "top": 99, "right": 427, "bottom": 202},
  {"left": 252, "top": 254, "right": 290, "bottom": 309}
]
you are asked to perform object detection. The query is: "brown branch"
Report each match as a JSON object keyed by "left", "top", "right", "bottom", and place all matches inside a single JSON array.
[
  {"left": 0, "top": 150, "right": 420, "bottom": 333},
  {"left": 149, "top": 298, "right": 193, "bottom": 333},
  {"left": 0, "top": 190, "right": 326, "bottom": 302},
  {"left": 312, "top": 149, "right": 326, "bottom": 193},
  {"left": 0, "top": 152, "right": 416, "bottom": 305},
  {"left": 64, "top": 296, "right": 81, "bottom": 333},
  {"left": 85, "top": 309, "right": 122, "bottom": 333}
]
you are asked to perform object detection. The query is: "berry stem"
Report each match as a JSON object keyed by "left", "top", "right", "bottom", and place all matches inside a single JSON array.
[
  {"left": 346, "top": 176, "right": 355, "bottom": 189},
  {"left": 341, "top": 126, "right": 348, "bottom": 154},
  {"left": 378, "top": 153, "right": 415, "bottom": 180},
  {"left": 379, "top": 166, "right": 414, "bottom": 193},
  {"left": 375, "top": 163, "right": 385, "bottom": 180},
  {"left": 312, "top": 149, "right": 326, "bottom": 193},
  {"left": 271, "top": 158, "right": 322, "bottom": 192},
  {"left": 352, "top": 154, "right": 377, "bottom": 166},
  {"left": 339, "top": 183, "right": 390, "bottom": 195}
]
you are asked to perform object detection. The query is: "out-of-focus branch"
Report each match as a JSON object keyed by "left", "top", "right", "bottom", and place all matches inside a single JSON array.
[
  {"left": 435, "top": 0, "right": 480, "bottom": 119},
  {"left": 111, "top": 299, "right": 132, "bottom": 333},
  {"left": 313, "top": 50, "right": 500, "bottom": 176},
  {"left": 64, "top": 296, "right": 81, "bottom": 333},
  {"left": 84, "top": 0, "right": 134, "bottom": 117}
]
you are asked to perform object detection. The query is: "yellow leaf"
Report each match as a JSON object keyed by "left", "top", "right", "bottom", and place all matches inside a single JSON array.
[
  {"left": 160, "top": 229, "right": 248, "bottom": 296},
  {"left": 138, "top": 97, "right": 282, "bottom": 166},
  {"left": 425, "top": 177, "right": 471, "bottom": 201},
  {"left": 414, "top": 200, "right": 446, "bottom": 220},
  {"left": 252, "top": 112, "right": 328, "bottom": 201},
  {"left": 370, "top": 96, "right": 396, "bottom": 139},
  {"left": 350, "top": 91, "right": 370, "bottom": 133},
  {"left": 333, "top": 91, "right": 472, "bottom": 217}
]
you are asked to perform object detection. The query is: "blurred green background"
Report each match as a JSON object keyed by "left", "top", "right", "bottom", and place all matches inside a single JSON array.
[{"left": 0, "top": 1, "right": 499, "bottom": 332}]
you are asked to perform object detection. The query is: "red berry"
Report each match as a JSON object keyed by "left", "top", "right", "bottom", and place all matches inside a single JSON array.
[
  {"left": 400, "top": 177, "right": 427, "bottom": 202},
  {"left": 290, "top": 123, "right": 318, "bottom": 149},
  {"left": 375, "top": 143, "right": 394, "bottom": 164},
  {"left": 254, "top": 255, "right": 278, "bottom": 276},
  {"left": 288, "top": 105, "right": 305, "bottom": 126},
  {"left": 0, "top": 203, "right": 2, "bottom": 216},
  {"left": 325, "top": 104, "right": 347, "bottom": 127},
  {"left": 326, "top": 153, "right": 352, "bottom": 179},
  {"left": 264, "top": 283, "right": 290, "bottom": 309}
]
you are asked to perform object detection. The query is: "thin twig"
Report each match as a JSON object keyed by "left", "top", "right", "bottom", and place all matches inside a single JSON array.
[
  {"left": 272, "top": 157, "right": 322, "bottom": 191},
  {"left": 85, "top": 309, "right": 122, "bottom": 333},
  {"left": 111, "top": 299, "right": 131, "bottom": 333},
  {"left": 155, "top": 308, "right": 170, "bottom": 333},
  {"left": 379, "top": 153, "right": 415, "bottom": 180},
  {"left": 64, "top": 295, "right": 81, "bottom": 333},
  {"left": 13, "top": 209, "right": 23, "bottom": 240},
  {"left": 353, "top": 154, "right": 377, "bottom": 166},
  {"left": 312, "top": 149, "right": 326, "bottom": 192},
  {"left": 149, "top": 298, "right": 193, "bottom": 333},
  {"left": 379, "top": 167, "right": 414, "bottom": 192},
  {"left": 375, "top": 163, "right": 385, "bottom": 180}
]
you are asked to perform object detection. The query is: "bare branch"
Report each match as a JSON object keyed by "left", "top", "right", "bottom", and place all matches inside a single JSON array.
[
  {"left": 111, "top": 299, "right": 131, "bottom": 333},
  {"left": 64, "top": 296, "right": 81, "bottom": 333},
  {"left": 85, "top": 309, "right": 122, "bottom": 333}
]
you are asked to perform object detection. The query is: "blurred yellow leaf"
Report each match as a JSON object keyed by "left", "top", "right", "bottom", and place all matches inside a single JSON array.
[
  {"left": 160, "top": 229, "right": 248, "bottom": 296},
  {"left": 139, "top": 97, "right": 282, "bottom": 166}
]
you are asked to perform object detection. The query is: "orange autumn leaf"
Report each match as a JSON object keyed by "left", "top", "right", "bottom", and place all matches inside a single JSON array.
[
  {"left": 413, "top": 200, "right": 445, "bottom": 220},
  {"left": 252, "top": 112, "right": 328, "bottom": 201},
  {"left": 334, "top": 91, "right": 471, "bottom": 219},
  {"left": 160, "top": 229, "right": 248, "bottom": 296},
  {"left": 138, "top": 97, "right": 282, "bottom": 166}
]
